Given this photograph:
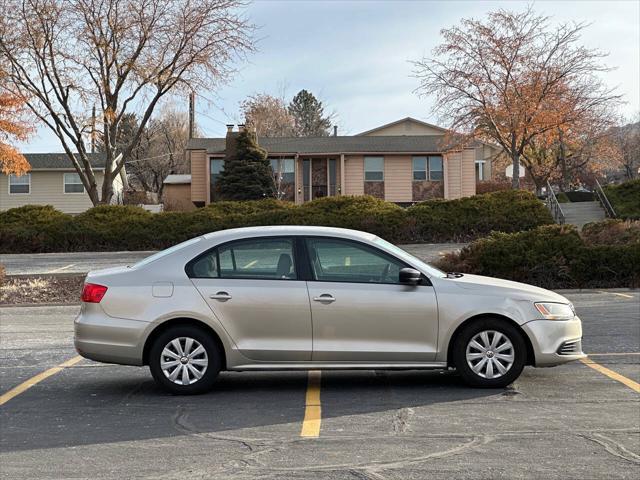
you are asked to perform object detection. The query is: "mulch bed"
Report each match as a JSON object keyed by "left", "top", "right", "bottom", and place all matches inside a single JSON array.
[{"left": 0, "top": 275, "right": 85, "bottom": 305}]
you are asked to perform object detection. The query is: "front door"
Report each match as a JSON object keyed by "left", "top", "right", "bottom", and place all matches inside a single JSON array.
[
  {"left": 189, "top": 237, "right": 312, "bottom": 361},
  {"left": 304, "top": 237, "right": 439, "bottom": 362}
]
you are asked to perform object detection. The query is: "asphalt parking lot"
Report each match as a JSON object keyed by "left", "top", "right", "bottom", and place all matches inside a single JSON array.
[{"left": 1, "top": 290, "right": 638, "bottom": 479}]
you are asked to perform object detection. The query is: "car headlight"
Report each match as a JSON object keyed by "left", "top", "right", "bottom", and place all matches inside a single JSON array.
[{"left": 534, "top": 302, "right": 575, "bottom": 320}]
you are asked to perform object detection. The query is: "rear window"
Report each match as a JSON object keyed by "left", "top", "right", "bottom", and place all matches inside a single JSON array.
[{"left": 132, "top": 237, "right": 202, "bottom": 269}]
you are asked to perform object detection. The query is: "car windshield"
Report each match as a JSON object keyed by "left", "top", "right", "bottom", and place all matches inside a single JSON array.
[
  {"left": 132, "top": 237, "right": 203, "bottom": 269},
  {"left": 372, "top": 237, "right": 447, "bottom": 278}
]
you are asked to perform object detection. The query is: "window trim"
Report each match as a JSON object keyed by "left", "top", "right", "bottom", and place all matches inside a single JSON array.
[
  {"left": 364, "top": 156, "right": 384, "bottom": 182},
  {"left": 8, "top": 173, "right": 31, "bottom": 195},
  {"left": 302, "top": 235, "right": 430, "bottom": 286},
  {"left": 185, "top": 236, "right": 303, "bottom": 281},
  {"left": 63, "top": 172, "right": 85, "bottom": 194}
]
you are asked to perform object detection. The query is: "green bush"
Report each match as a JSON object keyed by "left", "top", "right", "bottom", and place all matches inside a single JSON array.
[
  {"left": 0, "top": 192, "right": 552, "bottom": 253},
  {"left": 556, "top": 192, "right": 570, "bottom": 203},
  {"left": 603, "top": 179, "right": 640, "bottom": 220},
  {"left": 408, "top": 190, "right": 553, "bottom": 242},
  {"left": 435, "top": 223, "right": 640, "bottom": 288},
  {"left": 564, "top": 191, "right": 594, "bottom": 202}
]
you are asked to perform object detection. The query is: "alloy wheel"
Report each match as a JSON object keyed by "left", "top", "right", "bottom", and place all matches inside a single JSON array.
[
  {"left": 465, "top": 330, "right": 515, "bottom": 379},
  {"left": 160, "top": 337, "right": 208, "bottom": 385}
]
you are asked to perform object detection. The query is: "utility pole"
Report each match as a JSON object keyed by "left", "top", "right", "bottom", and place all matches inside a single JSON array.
[
  {"left": 188, "top": 92, "right": 195, "bottom": 139},
  {"left": 91, "top": 105, "right": 96, "bottom": 153}
]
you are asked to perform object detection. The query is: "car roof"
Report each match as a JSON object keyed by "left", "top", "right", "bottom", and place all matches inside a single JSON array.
[{"left": 202, "top": 225, "right": 378, "bottom": 243}]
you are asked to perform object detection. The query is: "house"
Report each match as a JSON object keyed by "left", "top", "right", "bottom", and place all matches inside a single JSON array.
[
  {"left": 181, "top": 117, "right": 500, "bottom": 207},
  {"left": 0, "top": 153, "right": 124, "bottom": 214}
]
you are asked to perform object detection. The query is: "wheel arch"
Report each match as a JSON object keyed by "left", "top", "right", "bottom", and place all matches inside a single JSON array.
[
  {"left": 142, "top": 317, "right": 227, "bottom": 370},
  {"left": 446, "top": 313, "right": 535, "bottom": 367}
]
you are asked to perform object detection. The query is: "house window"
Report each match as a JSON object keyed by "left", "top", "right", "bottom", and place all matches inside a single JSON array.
[
  {"left": 412, "top": 157, "right": 427, "bottom": 180},
  {"left": 364, "top": 156, "right": 384, "bottom": 182},
  {"left": 8, "top": 173, "right": 30, "bottom": 194},
  {"left": 429, "top": 156, "right": 443, "bottom": 180},
  {"left": 271, "top": 158, "right": 295, "bottom": 183},
  {"left": 475, "top": 160, "right": 486, "bottom": 181},
  {"left": 413, "top": 156, "right": 443, "bottom": 181},
  {"left": 63, "top": 173, "right": 85, "bottom": 193}
]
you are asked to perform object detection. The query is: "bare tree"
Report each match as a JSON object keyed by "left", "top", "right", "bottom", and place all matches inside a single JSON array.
[
  {"left": 241, "top": 93, "right": 295, "bottom": 137},
  {"left": 413, "top": 7, "right": 621, "bottom": 188},
  {"left": 0, "top": 0, "right": 253, "bottom": 204},
  {"left": 127, "top": 108, "right": 193, "bottom": 198},
  {"left": 609, "top": 115, "right": 640, "bottom": 181}
]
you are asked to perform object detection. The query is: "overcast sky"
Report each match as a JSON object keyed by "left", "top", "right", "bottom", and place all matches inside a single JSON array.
[{"left": 22, "top": 0, "right": 640, "bottom": 152}]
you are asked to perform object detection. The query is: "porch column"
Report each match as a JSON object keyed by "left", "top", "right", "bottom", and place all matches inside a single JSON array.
[
  {"left": 340, "top": 153, "right": 345, "bottom": 196},
  {"left": 294, "top": 154, "right": 302, "bottom": 204}
]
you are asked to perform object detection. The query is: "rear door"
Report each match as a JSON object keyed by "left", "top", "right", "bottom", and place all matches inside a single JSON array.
[
  {"left": 304, "top": 237, "right": 438, "bottom": 362},
  {"left": 188, "top": 237, "right": 312, "bottom": 361}
]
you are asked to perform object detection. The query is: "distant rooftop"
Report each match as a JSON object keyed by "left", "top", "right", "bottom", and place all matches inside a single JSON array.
[{"left": 24, "top": 153, "right": 106, "bottom": 170}]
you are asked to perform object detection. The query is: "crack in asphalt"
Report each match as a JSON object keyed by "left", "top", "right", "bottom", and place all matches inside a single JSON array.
[{"left": 580, "top": 432, "right": 640, "bottom": 465}]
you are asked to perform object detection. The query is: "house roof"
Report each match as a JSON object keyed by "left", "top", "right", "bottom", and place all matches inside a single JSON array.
[
  {"left": 356, "top": 117, "right": 448, "bottom": 136},
  {"left": 187, "top": 135, "right": 448, "bottom": 155},
  {"left": 164, "top": 174, "right": 191, "bottom": 184},
  {"left": 24, "top": 153, "right": 106, "bottom": 170}
]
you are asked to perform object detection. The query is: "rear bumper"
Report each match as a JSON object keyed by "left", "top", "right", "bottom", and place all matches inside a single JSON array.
[
  {"left": 74, "top": 304, "right": 147, "bottom": 366},
  {"left": 522, "top": 317, "right": 587, "bottom": 367}
]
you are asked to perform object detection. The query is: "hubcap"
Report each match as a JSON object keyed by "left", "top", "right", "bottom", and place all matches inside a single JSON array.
[
  {"left": 160, "top": 337, "right": 208, "bottom": 386},
  {"left": 466, "top": 330, "right": 514, "bottom": 379}
]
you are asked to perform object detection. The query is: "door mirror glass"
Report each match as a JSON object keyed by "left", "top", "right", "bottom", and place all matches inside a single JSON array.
[{"left": 399, "top": 268, "right": 421, "bottom": 285}]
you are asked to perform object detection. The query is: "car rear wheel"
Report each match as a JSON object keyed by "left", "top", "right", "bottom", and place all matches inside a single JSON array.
[
  {"left": 149, "top": 326, "right": 221, "bottom": 395},
  {"left": 453, "top": 318, "right": 526, "bottom": 388}
]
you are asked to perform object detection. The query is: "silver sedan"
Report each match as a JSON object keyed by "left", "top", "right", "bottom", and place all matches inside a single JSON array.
[{"left": 74, "top": 226, "right": 585, "bottom": 394}]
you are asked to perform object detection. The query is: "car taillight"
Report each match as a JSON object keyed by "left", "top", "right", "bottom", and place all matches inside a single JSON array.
[{"left": 81, "top": 283, "right": 108, "bottom": 303}]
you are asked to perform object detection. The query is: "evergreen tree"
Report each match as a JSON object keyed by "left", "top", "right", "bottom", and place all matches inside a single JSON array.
[
  {"left": 288, "top": 89, "right": 333, "bottom": 137},
  {"left": 218, "top": 129, "right": 274, "bottom": 200}
]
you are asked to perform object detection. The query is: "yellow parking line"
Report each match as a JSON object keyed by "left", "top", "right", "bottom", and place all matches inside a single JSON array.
[
  {"left": 580, "top": 357, "right": 640, "bottom": 393},
  {"left": 300, "top": 370, "right": 322, "bottom": 438},
  {"left": 597, "top": 291, "right": 634, "bottom": 299},
  {"left": 0, "top": 355, "right": 83, "bottom": 406},
  {"left": 587, "top": 352, "right": 640, "bottom": 356}
]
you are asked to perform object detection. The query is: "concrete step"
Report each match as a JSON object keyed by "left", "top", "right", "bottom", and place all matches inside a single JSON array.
[{"left": 557, "top": 201, "right": 606, "bottom": 229}]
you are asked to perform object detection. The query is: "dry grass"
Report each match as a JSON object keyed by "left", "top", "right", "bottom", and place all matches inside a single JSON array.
[{"left": 0, "top": 275, "right": 84, "bottom": 305}]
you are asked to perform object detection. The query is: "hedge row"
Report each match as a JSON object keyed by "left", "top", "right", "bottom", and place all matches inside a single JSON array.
[
  {"left": 435, "top": 223, "right": 640, "bottom": 289},
  {"left": 0, "top": 191, "right": 553, "bottom": 253},
  {"left": 604, "top": 179, "right": 640, "bottom": 220}
]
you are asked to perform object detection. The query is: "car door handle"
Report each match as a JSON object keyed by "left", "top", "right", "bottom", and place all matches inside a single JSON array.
[
  {"left": 313, "top": 294, "right": 336, "bottom": 303},
  {"left": 210, "top": 291, "right": 232, "bottom": 301}
]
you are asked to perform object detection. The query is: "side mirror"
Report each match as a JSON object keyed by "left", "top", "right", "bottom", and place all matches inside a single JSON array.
[{"left": 399, "top": 267, "right": 421, "bottom": 285}]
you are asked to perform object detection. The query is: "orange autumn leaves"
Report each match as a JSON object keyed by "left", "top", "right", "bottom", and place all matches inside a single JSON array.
[{"left": 0, "top": 90, "right": 31, "bottom": 176}]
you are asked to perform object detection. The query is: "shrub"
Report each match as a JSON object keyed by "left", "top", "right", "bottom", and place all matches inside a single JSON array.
[
  {"left": 436, "top": 223, "right": 640, "bottom": 288},
  {"left": 0, "top": 192, "right": 553, "bottom": 253},
  {"left": 555, "top": 192, "right": 570, "bottom": 203},
  {"left": 475, "top": 180, "right": 511, "bottom": 195},
  {"left": 564, "top": 191, "right": 594, "bottom": 202},
  {"left": 603, "top": 179, "right": 640, "bottom": 220},
  {"left": 0, "top": 264, "right": 5, "bottom": 286},
  {"left": 581, "top": 219, "right": 640, "bottom": 246},
  {"left": 408, "top": 190, "right": 553, "bottom": 242}
]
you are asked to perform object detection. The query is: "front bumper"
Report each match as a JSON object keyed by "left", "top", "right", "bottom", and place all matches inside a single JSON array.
[
  {"left": 74, "top": 303, "right": 147, "bottom": 366},
  {"left": 522, "top": 316, "right": 586, "bottom": 367}
]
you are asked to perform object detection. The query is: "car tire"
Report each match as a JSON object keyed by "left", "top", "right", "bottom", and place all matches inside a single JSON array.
[
  {"left": 453, "top": 318, "right": 526, "bottom": 388},
  {"left": 149, "top": 325, "right": 221, "bottom": 395}
]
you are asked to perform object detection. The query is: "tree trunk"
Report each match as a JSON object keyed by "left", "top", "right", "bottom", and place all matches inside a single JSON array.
[{"left": 511, "top": 151, "right": 520, "bottom": 189}]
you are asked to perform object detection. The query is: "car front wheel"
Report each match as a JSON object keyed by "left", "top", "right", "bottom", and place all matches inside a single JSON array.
[
  {"left": 149, "top": 326, "right": 221, "bottom": 395},
  {"left": 453, "top": 318, "right": 526, "bottom": 388}
]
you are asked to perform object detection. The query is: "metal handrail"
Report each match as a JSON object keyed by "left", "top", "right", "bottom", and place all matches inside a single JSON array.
[
  {"left": 594, "top": 179, "right": 617, "bottom": 219},
  {"left": 546, "top": 181, "right": 565, "bottom": 224}
]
